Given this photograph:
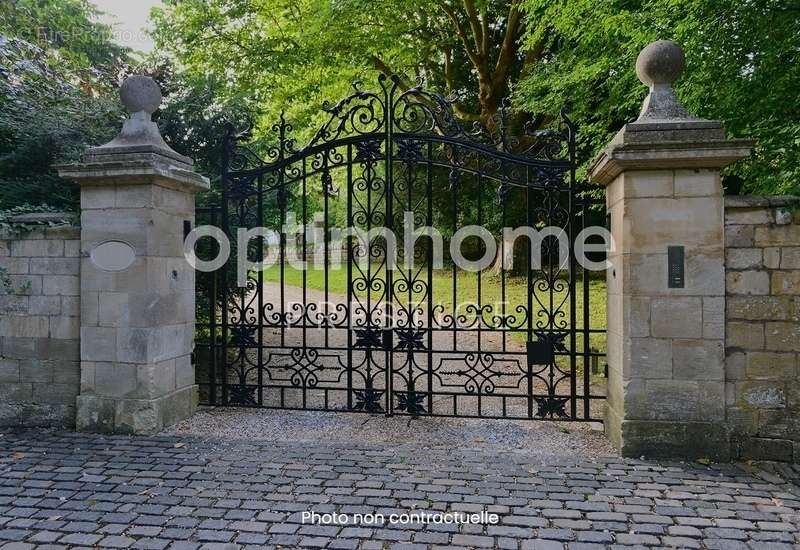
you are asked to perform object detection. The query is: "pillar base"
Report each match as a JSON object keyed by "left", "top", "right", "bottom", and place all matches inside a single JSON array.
[
  {"left": 610, "top": 417, "right": 730, "bottom": 461},
  {"left": 76, "top": 385, "right": 197, "bottom": 435}
]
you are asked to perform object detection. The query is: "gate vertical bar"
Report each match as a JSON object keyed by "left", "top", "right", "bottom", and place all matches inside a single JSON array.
[
  {"left": 476, "top": 163, "right": 483, "bottom": 416},
  {"left": 257, "top": 173, "right": 264, "bottom": 406},
  {"left": 346, "top": 144, "right": 354, "bottom": 410},
  {"left": 220, "top": 125, "right": 232, "bottom": 406},
  {"left": 526, "top": 167, "right": 534, "bottom": 419},
  {"left": 278, "top": 121, "right": 287, "bottom": 351},
  {"left": 302, "top": 156, "right": 308, "bottom": 409},
  {"left": 566, "top": 114, "right": 578, "bottom": 420},
  {"left": 384, "top": 80, "right": 395, "bottom": 416},
  {"left": 209, "top": 207, "right": 219, "bottom": 405},
  {"left": 426, "top": 141, "right": 433, "bottom": 415},
  {"left": 323, "top": 154, "right": 330, "bottom": 349},
  {"left": 582, "top": 188, "right": 591, "bottom": 420}
]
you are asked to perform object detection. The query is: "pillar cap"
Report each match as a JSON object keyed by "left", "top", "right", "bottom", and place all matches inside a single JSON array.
[
  {"left": 634, "top": 40, "right": 697, "bottom": 122},
  {"left": 589, "top": 137, "right": 754, "bottom": 185},
  {"left": 56, "top": 76, "right": 210, "bottom": 192},
  {"left": 56, "top": 153, "right": 210, "bottom": 193},
  {"left": 589, "top": 40, "right": 753, "bottom": 185},
  {"left": 120, "top": 75, "right": 162, "bottom": 115},
  {"left": 84, "top": 75, "right": 193, "bottom": 166}
]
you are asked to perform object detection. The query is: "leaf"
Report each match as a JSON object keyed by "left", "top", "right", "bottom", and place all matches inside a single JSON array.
[
  {"left": 696, "top": 457, "right": 711, "bottom": 465},
  {"left": 174, "top": 442, "right": 185, "bottom": 448}
]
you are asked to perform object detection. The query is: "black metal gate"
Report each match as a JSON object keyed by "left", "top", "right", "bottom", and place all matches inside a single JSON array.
[{"left": 195, "top": 75, "right": 605, "bottom": 421}]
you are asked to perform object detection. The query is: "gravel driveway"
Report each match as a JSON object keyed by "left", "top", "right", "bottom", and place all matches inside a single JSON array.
[
  {"left": 165, "top": 407, "right": 613, "bottom": 460},
  {"left": 216, "top": 282, "right": 605, "bottom": 420}
]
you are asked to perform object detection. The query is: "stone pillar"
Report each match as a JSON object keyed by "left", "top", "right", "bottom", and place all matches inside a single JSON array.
[
  {"left": 58, "top": 76, "right": 209, "bottom": 434},
  {"left": 589, "top": 41, "right": 752, "bottom": 459}
]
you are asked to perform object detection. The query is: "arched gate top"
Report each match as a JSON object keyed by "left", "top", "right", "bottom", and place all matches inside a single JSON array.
[{"left": 223, "top": 74, "right": 576, "bottom": 178}]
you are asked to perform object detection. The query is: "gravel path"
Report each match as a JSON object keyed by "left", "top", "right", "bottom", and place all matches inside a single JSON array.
[
  {"left": 216, "top": 282, "right": 606, "bottom": 420},
  {"left": 165, "top": 406, "right": 613, "bottom": 459}
]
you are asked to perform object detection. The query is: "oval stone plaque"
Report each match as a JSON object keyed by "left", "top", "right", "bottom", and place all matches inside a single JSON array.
[{"left": 90, "top": 240, "right": 136, "bottom": 271}]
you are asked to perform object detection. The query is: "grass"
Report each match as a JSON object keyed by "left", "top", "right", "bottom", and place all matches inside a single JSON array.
[{"left": 260, "top": 263, "right": 606, "bottom": 352}]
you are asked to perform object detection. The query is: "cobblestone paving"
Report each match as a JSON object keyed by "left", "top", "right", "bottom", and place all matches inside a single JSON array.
[{"left": 0, "top": 430, "right": 798, "bottom": 549}]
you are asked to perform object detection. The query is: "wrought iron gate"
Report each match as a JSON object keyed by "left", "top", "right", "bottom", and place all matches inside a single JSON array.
[{"left": 195, "top": 75, "right": 605, "bottom": 421}]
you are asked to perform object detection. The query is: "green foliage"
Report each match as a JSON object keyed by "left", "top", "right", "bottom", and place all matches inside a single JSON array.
[
  {"left": 0, "top": 0, "right": 794, "bottom": 213},
  {"left": 518, "top": 0, "right": 800, "bottom": 194},
  {"left": 0, "top": 203, "right": 74, "bottom": 235},
  {"left": 149, "top": 0, "right": 527, "bottom": 143},
  {"left": 151, "top": 0, "right": 369, "bottom": 146},
  {"left": 0, "top": 0, "right": 127, "bottom": 70},
  {"left": 0, "top": 267, "right": 12, "bottom": 294},
  {"left": 145, "top": 60, "right": 256, "bottom": 208},
  {"left": 0, "top": 0, "right": 129, "bottom": 210}
]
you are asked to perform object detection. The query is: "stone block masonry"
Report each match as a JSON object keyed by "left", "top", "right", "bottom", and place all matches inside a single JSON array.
[
  {"left": 590, "top": 40, "right": 752, "bottom": 460},
  {"left": 0, "top": 220, "right": 80, "bottom": 427},
  {"left": 57, "top": 75, "right": 209, "bottom": 434},
  {"left": 724, "top": 195, "right": 800, "bottom": 461}
]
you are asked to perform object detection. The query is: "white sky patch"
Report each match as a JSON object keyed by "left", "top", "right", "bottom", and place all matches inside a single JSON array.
[{"left": 90, "top": 0, "right": 162, "bottom": 53}]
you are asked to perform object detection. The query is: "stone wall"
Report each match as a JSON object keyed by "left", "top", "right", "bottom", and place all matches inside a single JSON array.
[
  {"left": 0, "top": 221, "right": 80, "bottom": 427},
  {"left": 725, "top": 196, "right": 800, "bottom": 461}
]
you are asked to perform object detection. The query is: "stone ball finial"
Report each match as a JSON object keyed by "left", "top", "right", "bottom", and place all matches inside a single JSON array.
[
  {"left": 119, "top": 75, "right": 162, "bottom": 115},
  {"left": 635, "top": 40, "right": 685, "bottom": 88}
]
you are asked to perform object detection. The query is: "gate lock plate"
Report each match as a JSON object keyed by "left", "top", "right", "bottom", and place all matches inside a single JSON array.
[
  {"left": 382, "top": 328, "right": 393, "bottom": 351},
  {"left": 527, "top": 340, "right": 554, "bottom": 366}
]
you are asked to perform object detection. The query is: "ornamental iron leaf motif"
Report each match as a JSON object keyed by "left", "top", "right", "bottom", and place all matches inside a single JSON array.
[
  {"left": 227, "top": 384, "right": 257, "bottom": 406},
  {"left": 394, "top": 328, "right": 425, "bottom": 351},
  {"left": 496, "top": 181, "right": 511, "bottom": 204},
  {"left": 448, "top": 168, "right": 460, "bottom": 191},
  {"left": 352, "top": 387, "right": 384, "bottom": 413},
  {"left": 321, "top": 168, "right": 339, "bottom": 197},
  {"left": 395, "top": 139, "right": 424, "bottom": 162},
  {"left": 396, "top": 390, "right": 426, "bottom": 415},
  {"left": 354, "top": 328, "right": 383, "bottom": 348},
  {"left": 230, "top": 325, "right": 257, "bottom": 348},
  {"left": 228, "top": 175, "right": 258, "bottom": 199},
  {"left": 534, "top": 396, "right": 569, "bottom": 419},
  {"left": 354, "top": 140, "right": 382, "bottom": 162},
  {"left": 534, "top": 330, "right": 569, "bottom": 354}
]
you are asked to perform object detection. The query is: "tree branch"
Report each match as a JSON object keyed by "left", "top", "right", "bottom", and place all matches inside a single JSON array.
[
  {"left": 491, "top": 0, "right": 524, "bottom": 90},
  {"left": 480, "top": 7, "right": 490, "bottom": 59},
  {"left": 462, "top": 0, "right": 483, "bottom": 55},
  {"left": 440, "top": 3, "right": 482, "bottom": 71},
  {"left": 452, "top": 104, "right": 482, "bottom": 121},
  {"left": 442, "top": 46, "right": 481, "bottom": 121},
  {"left": 369, "top": 55, "right": 413, "bottom": 90}
]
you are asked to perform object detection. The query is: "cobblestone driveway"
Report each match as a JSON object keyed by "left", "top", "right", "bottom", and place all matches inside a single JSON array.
[{"left": 0, "top": 430, "right": 798, "bottom": 549}]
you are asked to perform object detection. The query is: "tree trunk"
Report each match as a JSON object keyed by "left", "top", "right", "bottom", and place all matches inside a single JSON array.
[
  {"left": 490, "top": 234, "right": 529, "bottom": 276},
  {"left": 491, "top": 234, "right": 514, "bottom": 274}
]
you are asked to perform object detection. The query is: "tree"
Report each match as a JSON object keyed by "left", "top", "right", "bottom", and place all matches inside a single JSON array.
[
  {"left": 149, "top": 0, "right": 581, "bottom": 275},
  {"left": 150, "top": 0, "right": 544, "bottom": 139},
  {"left": 0, "top": 0, "right": 129, "bottom": 210},
  {"left": 518, "top": 0, "right": 800, "bottom": 195}
]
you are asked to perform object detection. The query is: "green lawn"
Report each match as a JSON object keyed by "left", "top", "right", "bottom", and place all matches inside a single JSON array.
[{"left": 260, "top": 263, "right": 607, "bottom": 351}]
